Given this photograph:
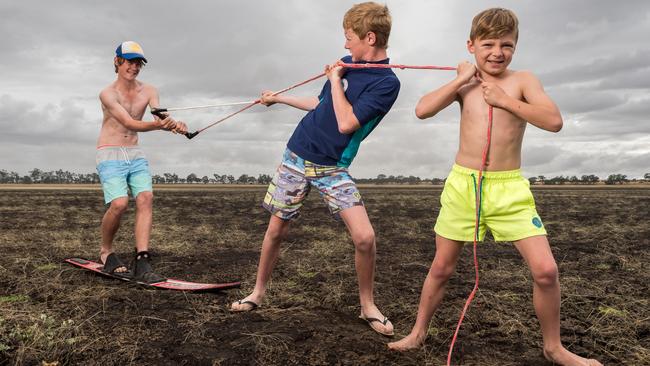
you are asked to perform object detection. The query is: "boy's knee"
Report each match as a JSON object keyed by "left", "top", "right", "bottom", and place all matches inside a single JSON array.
[
  {"left": 265, "top": 221, "right": 290, "bottom": 243},
  {"left": 532, "top": 263, "right": 559, "bottom": 288},
  {"left": 428, "top": 261, "right": 455, "bottom": 282},
  {"left": 109, "top": 197, "right": 129, "bottom": 214},
  {"left": 352, "top": 230, "right": 375, "bottom": 253},
  {"left": 266, "top": 228, "right": 286, "bottom": 243},
  {"left": 135, "top": 191, "right": 153, "bottom": 207}
]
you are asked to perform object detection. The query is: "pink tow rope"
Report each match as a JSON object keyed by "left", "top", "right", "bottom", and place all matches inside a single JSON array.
[
  {"left": 446, "top": 105, "right": 493, "bottom": 365},
  {"left": 178, "top": 63, "right": 456, "bottom": 139},
  {"left": 168, "top": 62, "right": 492, "bottom": 365}
]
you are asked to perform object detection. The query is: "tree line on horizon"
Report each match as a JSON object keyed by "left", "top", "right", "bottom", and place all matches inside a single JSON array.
[{"left": 1, "top": 169, "right": 648, "bottom": 186}]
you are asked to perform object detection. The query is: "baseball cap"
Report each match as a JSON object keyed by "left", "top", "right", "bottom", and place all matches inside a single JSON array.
[{"left": 115, "top": 41, "right": 147, "bottom": 63}]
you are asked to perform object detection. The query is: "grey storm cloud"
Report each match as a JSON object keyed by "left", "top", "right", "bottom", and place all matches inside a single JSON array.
[
  {"left": 598, "top": 67, "right": 650, "bottom": 90},
  {"left": 540, "top": 49, "right": 650, "bottom": 87},
  {"left": 608, "top": 97, "right": 650, "bottom": 122},
  {"left": 0, "top": 95, "right": 95, "bottom": 144},
  {"left": 551, "top": 88, "right": 626, "bottom": 114},
  {"left": 0, "top": 0, "right": 648, "bottom": 178}
]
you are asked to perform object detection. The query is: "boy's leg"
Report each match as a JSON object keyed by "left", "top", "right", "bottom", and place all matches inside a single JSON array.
[
  {"left": 126, "top": 158, "right": 164, "bottom": 282},
  {"left": 100, "top": 197, "right": 129, "bottom": 272},
  {"left": 128, "top": 159, "right": 154, "bottom": 253},
  {"left": 134, "top": 191, "right": 153, "bottom": 253},
  {"left": 388, "top": 234, "right": 463, "bottom": 351},
  {"left": 131, "top": 191, "right": 165, "bottom": 282},
  {"left": 97, "top": 155, "right": 131, "bottom": 272},
  {"left": 515, "top": 235, "right": 601, "bottom": 366},
  {"left": 338, "top": 205, "right": 393, "bottom": 334},
  {"left": 232, "top": 149, "right": 308, "bottom": 311},
  {"left": 306, "top": 163, "right": 391, "bottom": 330},
  {"left": 231, "top": 215, "right": 291, "bottom": 311}
]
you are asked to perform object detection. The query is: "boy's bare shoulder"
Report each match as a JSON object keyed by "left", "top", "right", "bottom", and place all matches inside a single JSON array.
[
  {"left": 512, "top": 69, "right": 539, "bottom": 81},
  {"left": 510, "top": 69, "right": 544, "bottom": 90},
  {"left": 140, "top": 82, "right": 158, "bottom": 95},
  {"left": 99, "top": 83, "right": 118, "bottom": 102}
]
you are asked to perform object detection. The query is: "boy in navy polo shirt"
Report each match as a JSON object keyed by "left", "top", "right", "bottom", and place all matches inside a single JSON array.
[{"left": 230, "top": 2, "right": 400, "bottom": 337}]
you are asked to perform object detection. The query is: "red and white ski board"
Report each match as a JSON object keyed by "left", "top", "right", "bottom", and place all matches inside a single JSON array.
[{"left": 64, "top": 257, "right": 241, "bottom": 292}]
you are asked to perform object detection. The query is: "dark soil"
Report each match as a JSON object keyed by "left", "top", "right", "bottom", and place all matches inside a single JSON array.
[{"left": 0, "top": 186, "right": 648, "bottom": 365}]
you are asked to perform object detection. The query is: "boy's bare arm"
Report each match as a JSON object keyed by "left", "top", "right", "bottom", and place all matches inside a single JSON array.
[
  {"left": 260, "top": 60, "right": 362, "bottom": 134},
  {"left": 326, "top": 62, "right": 360, "bottom": 134},
  {"left": 415, "top": 61, "right": 476, "bottom": 119},
  {"left": 147, "top": 87, "right": 188, "bottom": 134},
  {"left": 260, "top": 91, "right": 319, "bottom": 111},
  {"left": 481, "top": 71, "right": 563, "bottom": 132},
  {"left": 100, "top": 89, "right": 176, "bottom": 132},
  {"left": 147, "top": 86, "right": 161, "bottom": 114}
]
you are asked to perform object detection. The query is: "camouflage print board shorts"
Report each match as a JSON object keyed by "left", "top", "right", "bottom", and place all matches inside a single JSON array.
[{"left": 263, "top": 148, "right": 363, "bottom": 220}]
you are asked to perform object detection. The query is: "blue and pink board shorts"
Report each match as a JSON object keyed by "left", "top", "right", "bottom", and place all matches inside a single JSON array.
[{"left": 96, "top": 146, "right": 152, "bottom": 204}]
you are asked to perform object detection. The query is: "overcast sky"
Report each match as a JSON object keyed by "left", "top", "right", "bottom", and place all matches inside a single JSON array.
[{"left": 1, "top": 0, "right": 648, "bottom": 179}]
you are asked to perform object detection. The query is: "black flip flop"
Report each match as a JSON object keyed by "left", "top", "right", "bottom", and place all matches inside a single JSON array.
[
  {"left": 101, "top": 253, "right": 132, "bottom": 279},
  {"left": 132, "top": 251, "right": 166, "bottom": 284},
  {"left": 359, "top": 315, "right": 394, "bottom": 336},
  {"left": 231, "top": 299, "right": 259, "bottom": 312}
]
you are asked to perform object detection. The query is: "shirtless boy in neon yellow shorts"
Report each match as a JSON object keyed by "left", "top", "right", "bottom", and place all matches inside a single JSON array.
[{"left": 388, "top": 8, "right": 601, "bottom": 366}]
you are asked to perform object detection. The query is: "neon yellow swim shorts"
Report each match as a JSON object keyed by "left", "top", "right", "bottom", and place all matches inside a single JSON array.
[{"left": 434, "top": 164, "right": 547, "bottom": 242}]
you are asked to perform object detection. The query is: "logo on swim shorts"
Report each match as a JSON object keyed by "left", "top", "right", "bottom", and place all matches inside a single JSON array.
[
  {"left": 532, "top": 217, "right": 543, "bottom": 228},
  {"left": 341, "top": 78, "right": 348, "bottom": 91},
  {"left": 353, "top": 191, "right": 361, "bottom": 199}
]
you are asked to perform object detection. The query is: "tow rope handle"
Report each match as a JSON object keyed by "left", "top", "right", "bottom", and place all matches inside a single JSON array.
[{"left": 151, "top": 108, "right": 198, "bottom": 139}]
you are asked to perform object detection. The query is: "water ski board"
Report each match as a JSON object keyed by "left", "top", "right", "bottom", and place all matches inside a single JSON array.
[{"left": 64, "top": 257, "right": 241, "bottom": 292}]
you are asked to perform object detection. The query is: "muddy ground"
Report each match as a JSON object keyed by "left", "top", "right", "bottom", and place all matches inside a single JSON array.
[{"left": 0, "top": 186, "right": 648, "bottom": 365}]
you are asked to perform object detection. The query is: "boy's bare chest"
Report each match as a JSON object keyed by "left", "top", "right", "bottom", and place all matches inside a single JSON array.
[
  {"left": 460, "top": 82, "right": 526, "bottom": 132},
  {"left": 462, "top": 79, "right": 522, "bottom": 103},
  {"left": 461, "top": 79, "right": 522, "bottom": 114},
  {"left": 116, "top": 90, "right": 150, "bottom": 119}
]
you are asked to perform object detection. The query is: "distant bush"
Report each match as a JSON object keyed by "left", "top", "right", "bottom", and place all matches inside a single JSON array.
[{"left": 2, "top": 169, "right": 647, "bottom": 185}]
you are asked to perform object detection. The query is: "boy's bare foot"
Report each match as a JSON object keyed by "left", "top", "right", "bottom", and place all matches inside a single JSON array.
[
  {"left": 387, "top": 333, "right": 426, "bottom": 351},
  {"left": 544, "top": 346, "right": 603, "bottom": 366},
  {"left": 230, "top": 294, "right": 262, "bottom": 312},
  {"left": 360, "top": 304, "right": 394, "bottom": 336}
]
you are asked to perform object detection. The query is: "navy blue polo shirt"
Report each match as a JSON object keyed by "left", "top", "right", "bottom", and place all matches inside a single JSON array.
[{"left": 286, "top": 55, "right": 400, "bottom": 167}]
